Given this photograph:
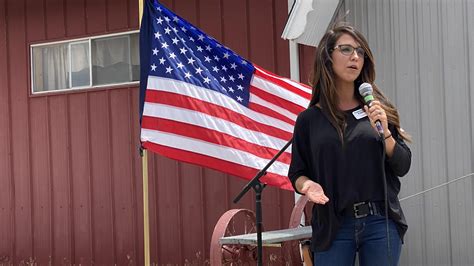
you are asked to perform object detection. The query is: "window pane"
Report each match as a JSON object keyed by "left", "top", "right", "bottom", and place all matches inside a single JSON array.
[
  {"left": 32, "top": 44, "right": 69, "bottom": 92},
  {"left": 70, "top": 41, "right": 90, "bottom": 87},
  {"left": 130, "top": 33, "right": 140, "bottom": 81},
  {"left": 92, "top": 36, "right": 132, "bottom": 85}
]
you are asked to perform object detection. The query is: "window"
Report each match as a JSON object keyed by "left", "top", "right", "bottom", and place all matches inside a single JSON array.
[{"left": 31, "top": 31, "right": 139, "bottom": 93}]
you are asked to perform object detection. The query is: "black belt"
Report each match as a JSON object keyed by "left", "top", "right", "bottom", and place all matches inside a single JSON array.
[{"left": 343, "top": 201, "right": 385, "bottom": 218}]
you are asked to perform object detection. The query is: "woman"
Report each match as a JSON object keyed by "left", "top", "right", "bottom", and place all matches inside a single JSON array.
[{"left": 288, "top": 23, "right": 412, "bottom": 265}]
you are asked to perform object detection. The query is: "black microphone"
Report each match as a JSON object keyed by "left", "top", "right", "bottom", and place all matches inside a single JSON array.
[{"left": 359, "top": 83, "right": 384, "bottom": 136}]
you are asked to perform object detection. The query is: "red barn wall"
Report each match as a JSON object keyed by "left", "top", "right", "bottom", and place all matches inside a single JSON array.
[{"left": 0, "top": 0, "right": 315, "bottom": 264}]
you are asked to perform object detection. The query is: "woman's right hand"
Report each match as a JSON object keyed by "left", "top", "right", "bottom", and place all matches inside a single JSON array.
[{"left": 301, "top": 180, "right": 330, "bottom": 205}]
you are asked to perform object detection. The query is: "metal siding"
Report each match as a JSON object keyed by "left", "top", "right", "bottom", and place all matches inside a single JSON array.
[
  {"left": 344, "top": 0, "right": 474, "bottom": 265},
  {"left": 1, "top": 0, "right": 296, "bottom": 264},
  {"left": 0, "top": 0, "right": 13, "bottom": 260},
  {"left": 69, "top": 93, "right": 94, "bottom": 264}
]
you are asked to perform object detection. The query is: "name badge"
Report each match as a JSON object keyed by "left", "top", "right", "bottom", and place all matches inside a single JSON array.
[{"left": 352, "top": 108, "right": 367, "bottom": 120}]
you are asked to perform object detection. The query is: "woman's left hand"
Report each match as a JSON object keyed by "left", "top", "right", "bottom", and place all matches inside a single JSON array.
[{"left": 364, "top": 100, "right": 389, "bottom": 136}]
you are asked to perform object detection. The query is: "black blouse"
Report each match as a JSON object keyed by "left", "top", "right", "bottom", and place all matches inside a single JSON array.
[{"left": 288, "top": 105, "right": 412, "bottom": 252}]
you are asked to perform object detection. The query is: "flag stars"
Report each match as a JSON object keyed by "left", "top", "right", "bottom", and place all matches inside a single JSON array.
[
  {"left": 236, "top": 96, "right": 243, "bottom": 102},
  {"left": 165, "top": 66, "right": 173, "bottom": 74},
  {"left": 151, "top": 64, "right": 157, "bottom": 71},
  {"left": 172, "top": 27, "right": 178, "bottom": 33},
  {"left": 204, "top": 56, "right": 211, "bottom": 63},
  {"left": 152, "top": 48, "right": 159, "bottom": 55},
  {"left": 181, "top": 26, "right": 187, "bottom": 33},
  {"left": 189, "top": 36, "right": 195, "bottom": 42},
  {"left": 223, "top": 52, "right": 230, "bottom": 59},
  {"left": 164, "top": 27, "right": 172, "bottom": 34},
  {"left": 198, "top": 34, "right": 205, "bottom": 41},
  {"left": 180, "top": 47, "right": 188, "bottom": 54},
  {"left": 156, "top": 17, "right": 163, "bottom": 24},
  {"left": 184, "top": 72, "right": 192, "bottom": 79},
  {"left": 230, "top": 63, "right": 238, "bottom": 70},
  {"left": 154, "top": 32, "right": 162, "bottom": 39},
  {"left": 161, "top": 42, "right": 169, "bottom": 49},
  {"left": 238, "top": 73, "right": 245, "bottom": 80},
  {"left": 177, "top": 62, "right": 185, "bottom": 69},
  {"left": 180, "top": 38, "right": 187, "bottom": 44},
  {"left": 197, "top": 46, "right": 203, "bottom": 52},
  {"left": 157, "top": 6, "right": 162, "bottom": 12},
  {"left": 229, "top": 75, "right": 235, "bottom": 82},
  {"left": 173, "top": 16, "right": 179, "bottom": 22},
  {"left": 212, "top": 66, "right": 220, "bottom": 73},
  {"left": 169, "top": 52, "right": 177, "bottom": 59},
  {"left": 241, "top": 60, "right": 248, "bottom": 65},
  {"left": 195, "top": 67, "right": 203, "bottom": 75},
  {"left": 205, "top": 45, "right": 212, "bottom": 51},
  {"left": 228, "top": 87, "right": 235, "bottom": 93},
  {"left": 164, "top": 16, "right": 170, "bottom": 22},
  {"left": 220, "top": 76, "right": 227, "bottom": 83},
  {"left": 237, "top": 85, "right": 244, "bottom": 91},
  {"left": 171, "top": 37, "right": 179, "bottom": 44},
  {"left": 213, "top": 55, "right": 220, "bottom": 62},
  {"left": 203, "top": 77, "right": 211, "bottom": 84},
  {"left": 187, "top": 57, "right": 196, "bottom": 64},
  {"left": 159, "top": 57, "right": 166, "bottom": 64},
  {"left": 221, "top": 65, "right": 228, "bottom": 72}
]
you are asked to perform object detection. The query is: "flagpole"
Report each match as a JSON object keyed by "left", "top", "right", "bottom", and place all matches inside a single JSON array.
[{"left": 138, "top": 0, "right": 151, "bottom": 265}]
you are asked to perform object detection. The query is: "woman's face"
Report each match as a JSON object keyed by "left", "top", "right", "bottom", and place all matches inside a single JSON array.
[{"left": 331, "top": 33, "right": 365, "bottom": 86}]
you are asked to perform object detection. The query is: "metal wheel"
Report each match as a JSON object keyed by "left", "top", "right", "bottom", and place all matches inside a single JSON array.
[
  {"left": 282, "top": 195, "right": 314, "bottom": 265},
  {"left": 210, "top": 209, "right": 259, "bottom": 265}
]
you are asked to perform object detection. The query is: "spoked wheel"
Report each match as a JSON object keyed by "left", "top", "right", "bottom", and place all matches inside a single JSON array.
[
  {"left": 282, "top": 195, "right": 314, "bottom": 265},
  {"left": 210, "top": 209, "right": 261, "bottom": 265}
]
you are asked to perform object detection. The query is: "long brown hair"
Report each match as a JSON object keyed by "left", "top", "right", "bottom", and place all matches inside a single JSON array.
[{"left": 309, "top": 23, "right": 411, "bottom": 142}]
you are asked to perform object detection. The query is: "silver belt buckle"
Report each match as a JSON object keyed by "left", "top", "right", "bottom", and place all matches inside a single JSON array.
[{"left": 353, "top": 202, "right": 369, "bottom": 218}]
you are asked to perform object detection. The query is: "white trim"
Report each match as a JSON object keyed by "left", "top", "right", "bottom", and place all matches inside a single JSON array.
[
  {"left": 30, "top": 29, "right": 139, "bottom": 48},
  {"left": 31, "top": 81, "right": 140, "bottom": 96}
]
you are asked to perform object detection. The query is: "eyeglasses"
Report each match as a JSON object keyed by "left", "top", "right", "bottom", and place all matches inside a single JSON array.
[{"left": 333, "top": 44, "right": 365, "bottom": 57}]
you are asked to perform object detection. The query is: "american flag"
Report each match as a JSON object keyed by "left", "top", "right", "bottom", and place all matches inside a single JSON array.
[{"left": 139, "top": 0, "right": 311, "bottom": 190}]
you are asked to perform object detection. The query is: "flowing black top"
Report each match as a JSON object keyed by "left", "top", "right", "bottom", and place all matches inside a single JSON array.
[{"left": 288, "top": 105, "right": 411, "bottom": 251}]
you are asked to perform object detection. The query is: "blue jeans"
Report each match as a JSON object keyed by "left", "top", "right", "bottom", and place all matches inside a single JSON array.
[{"left": 313, "top": 214, "right": 402, "bottom": 266}]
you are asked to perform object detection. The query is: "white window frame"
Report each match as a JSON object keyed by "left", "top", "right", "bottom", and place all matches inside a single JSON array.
[{"left": 30, "top": 30, "right": 139, "bottom": 95}]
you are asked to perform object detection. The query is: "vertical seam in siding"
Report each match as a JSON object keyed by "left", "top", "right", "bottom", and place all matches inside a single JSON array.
[
  {"left": 66, "top": 95, "right": 75, "bottom": 264},
  {"left": 463, "top": 0, "right": 473, "bottom": 181},
  {"left": 5, "top": 1, "right": 16, "bottom": 263},
  {"left": 126, "top": 0, "right": 131, "bottom": 29},
  {"left": 412, "top": 2, "right": 427, "bottom": 264},
  {"left": 245, "top": 0, "right": 251, "bottom": 61},
  {"left": 437, "top": 0, "right": 453, "bottom": 264},
  {"left": 177, "top": 161, "right": 183, "bottom": 262},
  {"left": 388, "top": 0, "right": 397, "bottom": 108},
  {"left": 86, "top": 92, "right": 94, "bottom": 264},
  {"left": 152, "top": 153, "right": 159, "bottom": 263},
  {"left": 62, "top": 0, "right": 66, "bottom": 37},
  {"left": 24, "top": 0, "right": 35, "bottom": 260},
  {"left": 105, "top": 0, "right": 109, "bottom": 32},
  {"left": 106, "top": 90, "right": 117, "bottom": 264},
  {"left": 47, "top": 96, "right": 54, "bottom": 265},
  {"left": 127, "top": 88, "right": 138, "bottom": 264}
]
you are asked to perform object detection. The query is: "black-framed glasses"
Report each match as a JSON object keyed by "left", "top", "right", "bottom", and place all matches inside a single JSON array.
[{"left": 333, "top": 44, "right": 365, "bottom": 57}]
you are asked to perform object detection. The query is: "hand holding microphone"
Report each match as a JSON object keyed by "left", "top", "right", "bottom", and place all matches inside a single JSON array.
[{"left": 359, "top": 83, "right": 390, "bottom": 138}]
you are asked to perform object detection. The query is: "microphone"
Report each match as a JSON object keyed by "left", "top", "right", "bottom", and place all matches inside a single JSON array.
[{"left": 359, "top": 83, "right": 384, "bottom": 136}]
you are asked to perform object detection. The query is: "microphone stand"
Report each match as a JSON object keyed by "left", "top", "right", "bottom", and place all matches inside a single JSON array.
[{"left": 233, "top": 138, "right": 293, "bottom": 266}]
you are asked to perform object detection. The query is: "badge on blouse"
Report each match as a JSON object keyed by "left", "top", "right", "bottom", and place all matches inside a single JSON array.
[{"left": 352, "top": 108, "right": 367, "bottom": 120}]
